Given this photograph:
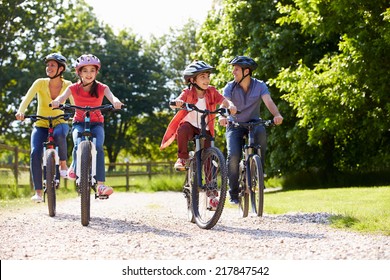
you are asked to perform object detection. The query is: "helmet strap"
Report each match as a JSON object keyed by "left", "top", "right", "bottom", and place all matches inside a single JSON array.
[
  {"left": 231, "top": 68, "right": 250, "bottom": 95},
  {"left": 237, "top": 68, "right": 250, "bottom": 85},
  {"left": 48, "top": 63, "right": 64, "bottom": 79},
  {"left": 191, "top": 82, "right": 206, "bottom": 91}
]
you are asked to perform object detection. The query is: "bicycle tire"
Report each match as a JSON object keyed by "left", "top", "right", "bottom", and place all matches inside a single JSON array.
[
  {"left": 238, "top": 161, "right": 249, "bottom": 218},
  {"left": 45, "top": 150, "right": 56, "bottom": 217},
  {"left": 183, "top": 158, "right": 196, "bottom": 223},
  {"left": 79, "top": 141, "right": 92, "bottom": 226},
  {"left": 249, "top": 155, "right": 265, "bottom": 217},
  {"left": 191, "top": 147, "right": 227, "bottom": 229}
]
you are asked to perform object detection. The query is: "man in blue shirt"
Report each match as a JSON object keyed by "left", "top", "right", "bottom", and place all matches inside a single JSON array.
[{"left": 220, "top": 56, "right": 283, "bottom": 204}]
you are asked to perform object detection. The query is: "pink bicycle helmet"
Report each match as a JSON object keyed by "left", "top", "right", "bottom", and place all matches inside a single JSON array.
[{"left": 74, "top": 54, "right": 101, "bottom": 73}]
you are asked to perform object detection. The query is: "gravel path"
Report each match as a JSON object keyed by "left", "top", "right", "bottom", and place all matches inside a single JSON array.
[{"left": 0, "top": 191, "right": 389, "bottom": 260}]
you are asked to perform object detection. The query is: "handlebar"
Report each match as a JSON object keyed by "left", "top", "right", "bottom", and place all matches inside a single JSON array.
[
  {"left": 56, "top": 103, "right": 125, "bottom": 112},
  {"left": 169, "top": 101, "right": 234, "bottom": 117},
  {"left": 24, "top": 113, "right": 72, "bottom": 123},
  {"left": 231, "top": 119, "right": 274, "bottom": 128}
]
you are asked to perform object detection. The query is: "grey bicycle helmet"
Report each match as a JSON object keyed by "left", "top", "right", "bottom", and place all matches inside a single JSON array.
[
  {"left": 44, "top": 53, "right": 67, "bottom": 78},
  {"left": 183, "top": 60, "right": 215, "bottom": 83},
  {"left": 45, "top": 53, "right": 67, "bottom": 69},
  {"left": 229, "top": 56, "right": 258, "bottom": 71}
]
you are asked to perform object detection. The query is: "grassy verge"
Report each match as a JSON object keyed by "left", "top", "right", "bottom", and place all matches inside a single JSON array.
[
  {"left": 1, "top": 173, "right": 389, "bottom": 236},
  {"left": 261, "top": 186, "right": 390, "bottom": 236}
]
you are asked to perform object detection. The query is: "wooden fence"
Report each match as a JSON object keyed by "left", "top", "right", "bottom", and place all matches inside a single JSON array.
[
  {"left": 0, "top": 143, "right": 31, "bottom": 187},
  {"left": 0, "top": 143, "right": 174, "bottom": 191}
]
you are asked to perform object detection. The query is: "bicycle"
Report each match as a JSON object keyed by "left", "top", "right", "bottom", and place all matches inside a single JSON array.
[
  {"left": 172, "top": 102, "right": 231, "bottom": 229},
  {"left": 24, "top": 113, "right": 71, "bottom": 217},
  {"left": 58, "top": 103, "right": 122, "bottom": 226},
  {"left": 230, "top": 119, "right": 274, "bottom": 218}
]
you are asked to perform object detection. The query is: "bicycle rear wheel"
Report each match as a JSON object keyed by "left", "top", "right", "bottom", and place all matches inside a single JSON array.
[
  {"left": 249, "top": 155, "right": 265, "bottom": 216},
  {"left": 238, "top": 160, "right": 249, "bottom": 218},
  {"left": 192, "top": 147, "right": 227, "bottom": 229},
  {"left": 79, "top": 141, "right": 92, "bottom": 226},
  {"left": 45, "top": 150, "right": 56, "bottom": 217}
]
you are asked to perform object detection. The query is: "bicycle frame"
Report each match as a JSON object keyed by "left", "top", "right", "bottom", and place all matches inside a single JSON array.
[
  {"left": 43, "top": 118, "right": 61, "bottom": 188},
  {"left": 173, "top": 101, "right": 230, "bottom": 229},
  {"left": 232, "top": 119, "right": 273, "bottom": 217},
  {"left": 58, "top": 103, "right": 120, "bottom": 193},
  {"left": 193, "top": 105, "right": 215, "bottom": 189},
  {"left": 25, "top": 114, "right": 71, "bottom": 189},
  {"left": 24, "top": 113, "right": 70, "bottom": 216},
  {"left": 58, "top": 103, "right": 121, "bottom": 226}
]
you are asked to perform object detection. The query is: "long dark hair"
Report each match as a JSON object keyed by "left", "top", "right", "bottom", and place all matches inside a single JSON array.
[
  {"left": 78, "top": 66, "right": 99, "bottom": 98},
  {"left": 89, "top": 80, "right": 99, "bottom": 98}
]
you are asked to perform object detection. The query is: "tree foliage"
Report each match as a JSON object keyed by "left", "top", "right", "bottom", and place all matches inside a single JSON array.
[
  {"left": 2, "top": 0, "right": 390, "bottom": 183},
  {"left": 0, "top": 0, "right": 172, "bottom": 164},
  {"left": 273, "top": 0, "right": 390, "bottom": 172},
  {"left": 196, "top": 0, "right": 390, "bottom": 180}
]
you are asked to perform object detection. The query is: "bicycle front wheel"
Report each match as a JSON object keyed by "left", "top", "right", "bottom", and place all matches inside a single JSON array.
[
  {"left": 45, "top": 150, "right": 56, "bottom": 217},
  {"left": 238, "top": 160, "right": 249, "bottom": 218},
  {"left": 79, "top": 141, "right": 92, "bottom": 226},
  {"left": 248, "top": 155, "right": 265, "bottom": 216},
  {"left": 192, "top": 147, "right": 227, "bottom": 229},
  {"left": 184, "top": 158, "right": 196, "bottom": 223}
]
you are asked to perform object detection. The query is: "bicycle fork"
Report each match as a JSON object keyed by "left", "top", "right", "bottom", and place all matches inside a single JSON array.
[
  {"left": 42, "top": 147, "right": 60, "bottom": 201},
  {"left": 75, "top": 139, "right": 98, "bottom": 190}
]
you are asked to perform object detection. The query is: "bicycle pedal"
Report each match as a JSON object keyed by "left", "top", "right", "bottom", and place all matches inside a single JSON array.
[{"left": 98, "top": 195, "right": 109, "bottom": 200}]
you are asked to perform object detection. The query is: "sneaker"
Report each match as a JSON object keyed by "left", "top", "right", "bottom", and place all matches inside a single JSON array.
[
  {"left": 67, "top": 167, "right": 76, "bottom": 181},
  {"left": 31, "top": 193, "right": 43, "bottom": 203},
  {"left": 207, "top": 189, "right": 219, "bottom": 210},
  {"left": 174, "top": 158, "right": 187, "bottom": 171},
  {"left": 229, "top": 197, "right": 239, "bottom": 205},
  {"left": 209, "top": 197, "right": 219, "bottom": 209},
  {"left": 98, "top": 185, "right": 113, "bottom": 196},
  {"left": 60, "top": 169, "right": 68, "bottom": 178}
]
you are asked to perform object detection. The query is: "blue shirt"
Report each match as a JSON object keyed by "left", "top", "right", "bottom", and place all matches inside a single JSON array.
[{"left": 223, "top": 78, "right": 270, "bottom": 122}]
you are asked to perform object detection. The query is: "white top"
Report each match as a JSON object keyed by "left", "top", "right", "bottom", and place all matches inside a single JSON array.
[{"left": 182, "top": 97, "right": 209, "bottom": 130}]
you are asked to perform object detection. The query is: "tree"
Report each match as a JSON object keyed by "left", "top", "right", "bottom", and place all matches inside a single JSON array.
[
  {"left": 196, "top": 0, "right": 390, "bottom": 182},
  {"left": 0, "top": 0, "right": 69, "bottom": 144},
  {"left": 273, "top": 0, "right": 390, "bottom": 173}
]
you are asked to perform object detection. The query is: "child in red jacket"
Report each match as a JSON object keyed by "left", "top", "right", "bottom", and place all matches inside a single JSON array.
[{"left": 160, "top": 60, "right": 236, "bottom": 170}]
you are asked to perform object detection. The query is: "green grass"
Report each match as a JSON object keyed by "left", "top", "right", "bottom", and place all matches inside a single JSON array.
[
  {"left": 262, "top": 186, "right": 390, "bottom": 236},
  {"left": 1, "top": 172, "right": 389, "bottom": 236}
]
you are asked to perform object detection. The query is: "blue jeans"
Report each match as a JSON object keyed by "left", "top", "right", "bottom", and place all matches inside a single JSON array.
[
  {"left": 225, "top": 124, "right": 267, "bottom": 198},
  {"left": 30, "top": 124, "right": 69, "bottom": 190},
  {"left": 71, "top": 123, "right": 105, "bottom": 182}
]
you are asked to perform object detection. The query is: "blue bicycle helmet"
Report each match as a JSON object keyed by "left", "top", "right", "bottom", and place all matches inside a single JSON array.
[{"left": 229, "top": 56, "right": 258, "bottom": 71}]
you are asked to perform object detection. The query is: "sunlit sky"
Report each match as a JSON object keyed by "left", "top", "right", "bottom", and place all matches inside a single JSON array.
[{"left": 84, "top": 0, "right": 214, "bottom": 39}]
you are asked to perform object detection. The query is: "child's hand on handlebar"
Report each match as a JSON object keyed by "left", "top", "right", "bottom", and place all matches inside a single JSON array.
[
  {"left": 113, "top": 101, "right": 124, "bottom": 110},
  {"left": 50, "top": 100, "right": 61, "bottom": 108},
  {"left": 170, "top": 99, "right": 184, "bottom": 109}
]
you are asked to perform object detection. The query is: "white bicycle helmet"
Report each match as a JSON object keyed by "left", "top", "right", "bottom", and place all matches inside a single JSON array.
[{"left": 74, "top": 54, "right": 101, "bottom": 73}]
